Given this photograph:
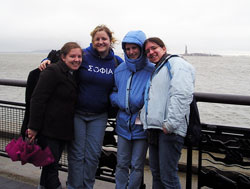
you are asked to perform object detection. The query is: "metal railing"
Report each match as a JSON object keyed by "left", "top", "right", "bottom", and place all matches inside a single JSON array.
[
  {"left": 1, "top": 79, "right": 250, "bottom": 188},
  {"left": 194, "top": 92, "right": 250, "bottom": 188}
]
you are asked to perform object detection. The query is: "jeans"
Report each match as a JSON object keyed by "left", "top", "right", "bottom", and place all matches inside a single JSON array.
[
  {"left": 38, "top": 135, "right": 66, "bottom": 189},
  {"left": 115, "top": 136, "right": 148, "bottom": 189},
  {"left": 67, "top": 112, "right": 107, "bottom": 189},
  {"left": 149, "top": 132, "right": 184, "bottom": 189}
]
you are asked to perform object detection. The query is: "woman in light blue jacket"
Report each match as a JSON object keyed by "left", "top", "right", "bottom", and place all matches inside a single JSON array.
[
  {"left": 110, "top": 30, "right": 154, "bottom": 189},
  {"left": 140, "top": 37, "right": 195, "bottom": 189}
]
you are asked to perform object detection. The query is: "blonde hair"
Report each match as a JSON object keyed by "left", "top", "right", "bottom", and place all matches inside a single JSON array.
[{"left": 90, "top": 25, "right": 117, "bottom": 48}]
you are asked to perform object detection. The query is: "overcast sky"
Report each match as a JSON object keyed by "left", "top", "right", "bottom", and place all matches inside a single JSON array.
[{"left": 1, "top": 0, "right": 249, "bottom": 55}]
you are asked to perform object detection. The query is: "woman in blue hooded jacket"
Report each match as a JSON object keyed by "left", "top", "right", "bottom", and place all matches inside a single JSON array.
[{"left": 110, "top": 30, "right": 154, "bottom": 189}]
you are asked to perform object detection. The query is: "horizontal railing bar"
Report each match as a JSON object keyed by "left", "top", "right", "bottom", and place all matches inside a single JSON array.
[
  {"left": 0, "top": 79, "right": 26, "bottom": 87},
  {"left": 0, "top": 100, "right": 25, "bottom": 107},
  {"left": 202, "top": 123, "right": 250, "bottom": 134},
  {"left": 195, "top": 92, "right": 250, "bottom": 106},
  {"left": 1, "top": 79, "right": 250, "bottom": 106},
  {"left": 0, "top": 131, "right": 20, "bottom": 139}
]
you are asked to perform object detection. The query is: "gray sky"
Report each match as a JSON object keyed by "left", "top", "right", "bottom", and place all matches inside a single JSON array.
[{"left": 1, "top": 0, "right": 249, "bottom": 55}]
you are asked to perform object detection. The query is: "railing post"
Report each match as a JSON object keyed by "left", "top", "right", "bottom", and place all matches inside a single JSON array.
[{"left": 186, "top": 145, "right": 193, "bottom": 189}]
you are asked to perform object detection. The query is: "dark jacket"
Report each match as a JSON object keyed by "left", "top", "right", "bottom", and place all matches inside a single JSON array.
[
  {"left": 21, "top": 68, "right": 41, "bottom": 139},
  {"left": 28, "top": 60, "right": 78, "bottom": 141}
]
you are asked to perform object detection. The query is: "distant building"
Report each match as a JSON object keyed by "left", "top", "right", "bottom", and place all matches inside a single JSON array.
[
  {"left": 183, "top": 45, "right": 221, "bottom": 57},
  {"left": 185, "top": 45, "right": 188, "bottom": 55}
]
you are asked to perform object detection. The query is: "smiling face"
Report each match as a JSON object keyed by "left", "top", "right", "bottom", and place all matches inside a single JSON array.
[
  {"left": 125, "top": 43, "right": 141, "bottom": 60},
  {"left": 92, "top": 30, "right": 111, "bottom": 57},
  {"left": 61, "top": 48, "right": 82, "bottom": 71},
  {"left": 145, "top": 41, "right": 166, "bottom": 63}
]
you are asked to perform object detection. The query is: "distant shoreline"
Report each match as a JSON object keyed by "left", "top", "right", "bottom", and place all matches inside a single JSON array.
[
  {"left": 0, "top": 50, "right": 50, "bottom": 54},
  {"left": 182, "top": 53, "right": 222, "bottom": 57}
]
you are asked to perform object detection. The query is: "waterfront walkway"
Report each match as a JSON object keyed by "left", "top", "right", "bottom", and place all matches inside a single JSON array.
[{"left": 0, "top": 155, "right": 197, "bottom": 189}]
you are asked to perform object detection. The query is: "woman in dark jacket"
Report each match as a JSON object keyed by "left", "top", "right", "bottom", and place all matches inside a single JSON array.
[{"left": 27, "top": 42, "right": 82, "bottom": 189}]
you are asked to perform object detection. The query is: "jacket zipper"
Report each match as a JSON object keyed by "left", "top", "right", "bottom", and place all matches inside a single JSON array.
[{"left": 126, "top": 72, "right": 134, "bottom": 132}]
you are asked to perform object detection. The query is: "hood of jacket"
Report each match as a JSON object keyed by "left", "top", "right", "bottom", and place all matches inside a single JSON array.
[
  {"left": 122, "top": 30, "right": 148, "bottom": 72},
  {"left": 85, "top": 43, "right": 115, "bottom": 60}
]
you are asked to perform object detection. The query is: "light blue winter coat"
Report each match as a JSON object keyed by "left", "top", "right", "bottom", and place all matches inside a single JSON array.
[
  {"left": 110, "top": 31, "right": 154, "bottom": 140},
  {"left": 140, "top": 55, "right": 195, "bottom": 137}
]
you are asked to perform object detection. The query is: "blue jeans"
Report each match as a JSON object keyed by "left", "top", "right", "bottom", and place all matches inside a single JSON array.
[
  {"left": 149, "top": 132, "right": 184, "bottom": 189},
  {"left": 67, "top": 112, "right": 107, "bottom": 189},
  {"left": 115, "top": 136, "right": 148, "bottom": 189}
]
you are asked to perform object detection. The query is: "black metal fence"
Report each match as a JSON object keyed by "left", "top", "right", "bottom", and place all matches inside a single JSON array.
[
  {"left": 0, "top": 100, "right": 118, "bottom": 182},
  {"left": 1, "top": 79, "right": 250, "bottom": 188},
  {"left": 198, "top": 123, "right": 250, "bottom": 188},
  {"left": 194, "top": 92, "right": 250, "bottom": 189}
]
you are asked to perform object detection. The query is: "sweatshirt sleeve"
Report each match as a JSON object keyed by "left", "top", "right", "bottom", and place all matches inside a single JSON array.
[
  {"left": 110, "top": 74, "right": 119, "bottom": 108},
  {"left": 41, "top": 50, "right": 60, "bottom": 63},
  {"left": 115, "top": 55, "right": 124, "bottom": 65}
]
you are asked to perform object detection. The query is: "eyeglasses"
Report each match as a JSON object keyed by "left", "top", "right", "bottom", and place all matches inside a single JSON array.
[{"left": 145, "top": 46, "right": 160, "bottom": 54}]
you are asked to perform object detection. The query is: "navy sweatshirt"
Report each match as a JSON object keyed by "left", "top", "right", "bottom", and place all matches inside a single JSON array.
[{"left": 76, "top": 44, "right": 123, "bottom": 113}]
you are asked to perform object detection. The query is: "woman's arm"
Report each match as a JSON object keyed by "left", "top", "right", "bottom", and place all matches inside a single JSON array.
[
  {"left": 163, "top": 64, "right": 195, "bottom": 133},
  {"left": 39, "top": 50, "right": 60, "bottom": 71},
  {"left": 39, "top": 59, "right": 51, "bottom": 71},
  {"left": 110, "top": 86, "right": 118, "bottom": 107}
]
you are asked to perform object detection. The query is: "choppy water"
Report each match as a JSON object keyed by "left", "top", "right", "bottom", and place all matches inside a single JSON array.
[{"left": 0, "top": 53, "right": 250, "bottom": 128}]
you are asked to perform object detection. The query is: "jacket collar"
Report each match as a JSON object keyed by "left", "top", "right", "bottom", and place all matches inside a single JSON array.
[
  {"left": 57, "top": 60, "right": 77, "bottom": 88},
  {"left": 57, "top": 60, "right": 71, "bottom": 73},
  {"left": 155, "top": 53, "right": 169, "bottom": 68}
]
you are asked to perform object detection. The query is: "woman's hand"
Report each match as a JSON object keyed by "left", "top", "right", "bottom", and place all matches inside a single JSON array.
[
  {"left": 27, "top": 129, "right": 37, "bottom": 143},
  {"left": 163, "top": 127, "right": 169, "bottom": 134},
  {"left": 39, "top": 60, "right": 51, "bottom": 71}
]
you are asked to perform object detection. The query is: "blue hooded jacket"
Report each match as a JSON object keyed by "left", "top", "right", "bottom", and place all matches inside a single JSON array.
[
  {"left": 76, "top": 44, "right": 123, "bottom": 113},
  {"left": 110, "top": 31, "right": 154, "bottom": 140}
]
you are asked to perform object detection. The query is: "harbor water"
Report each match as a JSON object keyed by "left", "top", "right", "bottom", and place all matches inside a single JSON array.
[{"left": 0, "top": 53, "right": 250, "bottom": 128}]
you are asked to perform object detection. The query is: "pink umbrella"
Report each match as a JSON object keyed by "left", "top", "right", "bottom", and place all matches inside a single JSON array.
[
  {"left": 5, "top": 137, "right": 55, "bottom": 167},
  {"left": 5, "top": 137, "right": 23, "bottom": 161}
]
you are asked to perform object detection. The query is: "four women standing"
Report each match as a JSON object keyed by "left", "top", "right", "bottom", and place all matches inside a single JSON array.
[{"left": 29, "top": 27, "right": 195, "bottom": 188}]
